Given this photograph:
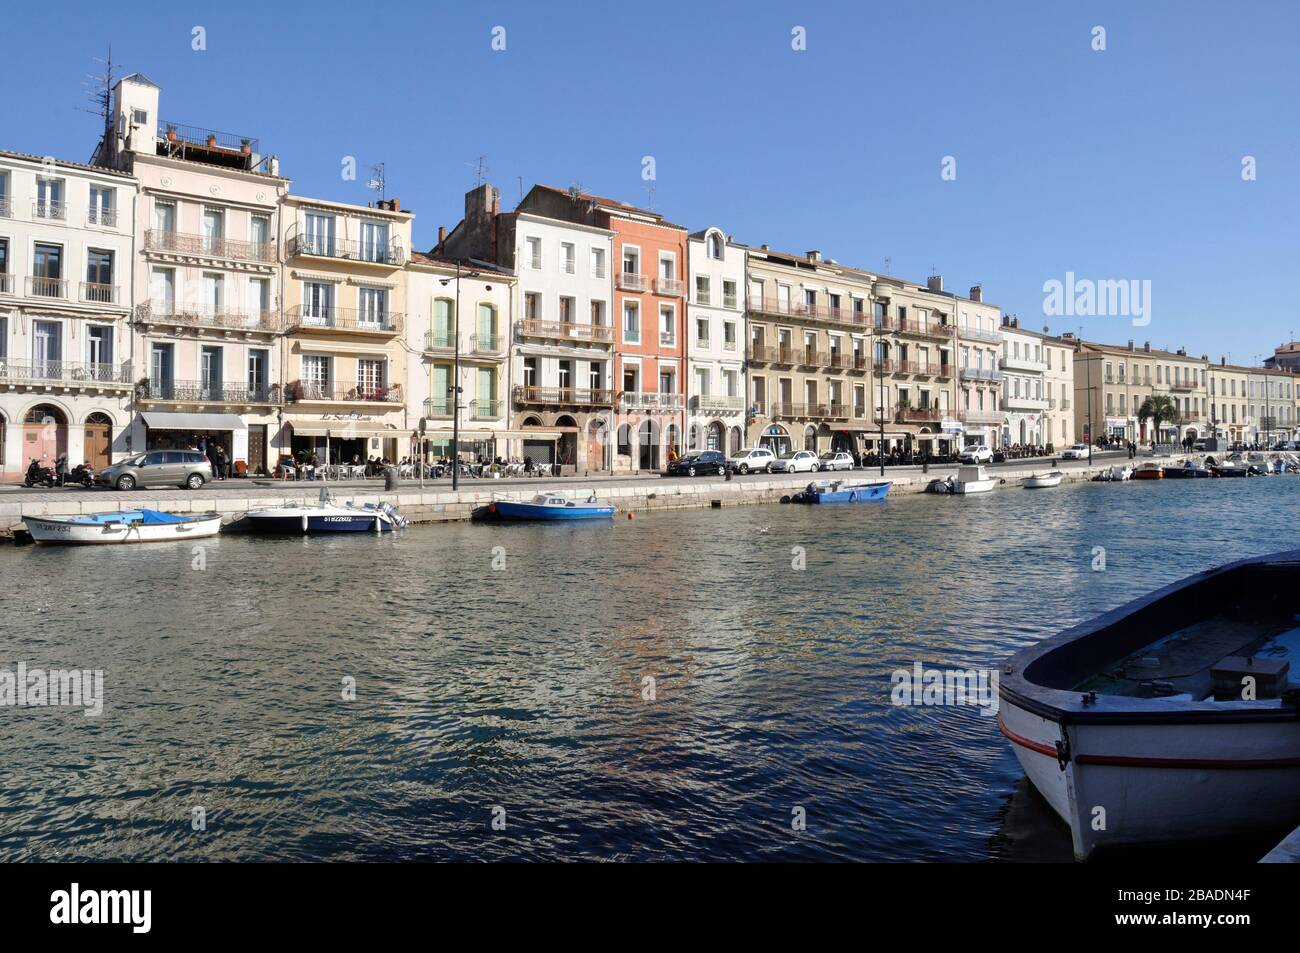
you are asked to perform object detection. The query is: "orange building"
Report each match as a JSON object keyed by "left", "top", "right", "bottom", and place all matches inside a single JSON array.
[{"left": 514, "top": 186, "right": 687, "bottom": 470}]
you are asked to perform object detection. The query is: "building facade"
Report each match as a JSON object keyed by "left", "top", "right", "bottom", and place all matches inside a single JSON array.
[
  {"left": 954, "top": 287, "right": 1004, "bottom": 448},
  {"left": 998, "top": 318, "right": 1047, "bottom": 447},
  {"left": 1072, "top": 339, "right": 1208, "bottom": 445},
  {"left": 685, "top": 227, "right": 746, "bottom": 456},
  {"left": 97, "top": 73, "right": 288, "bottom": 475},
  {"left": 1040, "top": 333, "right": 1075, "bottom": 448},
  {"left": 0, "top": 150, "right": 137, "bottom": 479},
  {"left": 279, "top": 193, "right": 411, "bottom": 467},
  {"left": 406, "top": 250, "right": 514, "bottom": 462}
]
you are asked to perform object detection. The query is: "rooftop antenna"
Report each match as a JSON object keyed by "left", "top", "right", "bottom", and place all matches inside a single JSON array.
[
  {"left": 467, "top": 155, "right": 488, "bottom": 187},
  {"left": 884, "top": 256, "right": 892, "bottom": 275},
  {"left": 366, "top": 162, "right": 386, "bottom": 201},
  {"left": 80, "top": 46, "right": 118, "bottom": 163},
  {"left": 568, "top": 181, "right": 584, "bottom": 202},
  {"left": 643, "top": 182, "right": 656, "bottom": 210},
  {"left": 518, "top": 176, "right": 524, "bottom": 205}
]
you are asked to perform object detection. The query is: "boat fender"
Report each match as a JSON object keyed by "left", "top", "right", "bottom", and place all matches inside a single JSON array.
[{"left": 628, "top": 512, "right": 635, "bottom": 520}]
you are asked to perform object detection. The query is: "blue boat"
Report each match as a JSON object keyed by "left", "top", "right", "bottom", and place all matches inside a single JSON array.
[
  {"left": 793, "top": 480, "right": 891, "bottom": 504},
  {"left": 486, "top": 492, "right": 616, "bottom": 521}
]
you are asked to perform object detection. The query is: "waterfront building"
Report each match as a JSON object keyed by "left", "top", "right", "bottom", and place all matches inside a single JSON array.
[
  {"left": 1264, "top": 341, "right": 1300, "bottom": 373},
  {"left": 1070, "top": 339, "right": 1208, "bottom": 445},
  {"left": 1245, "top": 365, "right": 1296, "bottom": 444},
  {"left": 0, "top": 150, "right": 138, "bottom": 479},
  {"left": 685, "top": 227, "right": 746, "bottom": 455},
  {"left": 1207, "top": 360, "right": 1252, "bottom": 444},
  {"left": 279, "top": 192, "right": 411, "bottom": 466},
  {"left": 954, "top": 286, "right": 1004, "bottom": 449},
  {"left": 1040, "top": 332, "right": 1075, "bottom": 448},
  {"left": 95, "top": 73, "right": 287, "bottom": 474},
  {"left": 437, "top": 183, "right": 615, "bottom": 471},
  {"left": 998, "top": 317, "right": 1048, "bottom": 447},
  {"left": 405, "top": 249, "right": 514, "bottom": 463}
]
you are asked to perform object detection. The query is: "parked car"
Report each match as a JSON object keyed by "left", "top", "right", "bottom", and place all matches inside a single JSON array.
[
  {"left": 97, "top": 450, "right": 214, "bottom": 491},
  {"left": 770, "top": 449, "right": 820, "bottom": 473},
  {"left": 1061, "top": 443, "right": 1089, "bottom": 460},
  {"left": 817, "top": 451, "right": 855, "bottom": 472},
  {"left": 729, "top": 447, "right": 776, "bottom": 474},
  {"left": 959, "top": 445, "right": 994, "bottom": 464},
  {"left": 666, "top": 450, "right": 729, "bottom": 477}
]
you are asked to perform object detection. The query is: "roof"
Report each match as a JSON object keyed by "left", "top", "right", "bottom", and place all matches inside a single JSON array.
[
  {"left": 529, "top": 183, "right": 688, "bottom": 230},
  {"left": 119, "top": 72, "right": 159, "bottom": 88},
  {"left": 409, "top": 250, "right": 513, "bottom": 276},
  {"left": 1076, "top": 339, "right": 1207, "bottom": 363},
  {"left": 0, "top": 148, "right": 136, "bottom": 180}
]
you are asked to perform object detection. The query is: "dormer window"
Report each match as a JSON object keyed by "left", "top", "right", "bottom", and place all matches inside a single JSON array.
[{"left": 708, "top": 232, "right": 723, "bottom": 259}]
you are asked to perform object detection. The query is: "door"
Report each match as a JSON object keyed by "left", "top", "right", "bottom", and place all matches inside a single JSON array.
[
  {"left": 305, "top": 213, "right": 334, "bottom": 256},
  {"left": 151, "top": 344, "right": 174, "bottom": 399},
  {"left": 201, "top": 346, "right": 222, "bottom": 401},
  {"left": 84, "top": 419, "right": 111, "bottom": 470},
  {"left": 32, "top": 321, "right": 61, "bottom": 379},
  {"left": 247, "top": 424, "right": 267, "bottom": 474}
]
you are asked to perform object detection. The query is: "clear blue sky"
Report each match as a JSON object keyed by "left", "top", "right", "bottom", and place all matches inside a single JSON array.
[{"left": 6, "top": 0, "right": 1298, "bottom": 362}]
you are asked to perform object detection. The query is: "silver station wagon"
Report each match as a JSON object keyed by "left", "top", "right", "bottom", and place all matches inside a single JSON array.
[{"left": 96, "top": 450, "right": 215, "bottom": 491}]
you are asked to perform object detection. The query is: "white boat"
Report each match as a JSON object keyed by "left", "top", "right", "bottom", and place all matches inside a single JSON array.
[
  {"left": 1022, "top": 470, "right": 1063, "bottom": 489},
  {"left": 239, "top": 490, "right": 408, "bottom": 534},
  {"left": 928, "top": 464, "right": 998, "bottom": 495},
  {"left": 24, "top": 509, "right": 222, "bottom": 545},
  {"left": 1097, "top": 464, "right": 1132, "bottom": 482},
  {"left": 1000, "top": 550, "right": 1300, "bottom": 860}
]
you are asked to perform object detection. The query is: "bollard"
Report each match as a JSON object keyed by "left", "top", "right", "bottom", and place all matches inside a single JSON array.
[
  {"left": 922, "top": 460, "right": 929, "bottom": 474},
  {"left": 384, "top": 466, "right": 399, "bottom": 491}
]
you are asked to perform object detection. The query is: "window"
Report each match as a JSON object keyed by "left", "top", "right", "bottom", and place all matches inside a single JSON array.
[
  {"left": 359, "top": 220, "right": 390, "bottom": 263},
  {"left": 477, "top": 303, "right": 497, "bottom": 347},
  {"left": 659, "top": 305, "right": 675, "bottom": 346},
  {"left": 302, "top": 354, "right": 330, "bottom": 394},
  {"left": 87, "top": 325, "right": 112, "bottom": 367},
  {"left": 201, "top": 207, "right": 225, "bottom": 254},
  {"left": 561, "top": 242, "right": 575, "bottom": 274},
  {"left": 623, "top": 301, "right": 640, "bottom": 343},
  {"left": 36, "top": 178, "right": 64, "bottom": 219},
  {"left": 525, "top": 236, "right": 541, "bottom": 269},
  {"left": 151, "top": 344, "right": 174, "bottom": 395},
  {"left": 249, "top": 349, "right": 269, "bottom": 394},
  {"left": 622, "top": 247, "right": 640, "bottom": 276},
  {"left": 358, "top": 358, "right": 385, "bottom": 396},
  {"left": 85, "top": 250, "right": 114, "bottom": 302},
  {"left": 0, "top": 238, "right": 9, "bottom": 289},
  {"left": 247, "top": 278, "right": 271, "bottom": 324},
  {"left": 723, "top": 321, "right": 736, "bottom": 349},
  {"left": 708, "top": 233, "right": 723, "bottom": 259},
  {"left": 32, "top": 243, "right": 62, "bottom": 296},
  {"left": 357, "top": 287, "right": 388, "bottom": 327},
  {"left": 153, "top": 199, "right": 176, "bottom": 234},
  {"left": 303, "top": 281, "right": 334, "bottom": 323},
  {"left": 132, "top": 108, "right": 148, "bottom": 125},
  {"left": 590, "top": 300, "right": 606, "bottom": 327},
  {"left": 88, "top": 187, "right": 114, "bottom": 226},
  {"left": 250, "top": 215, "right": 271, "bottom": 249},
  {"left": 304, "top": 212, "right": 335, "bottom": 256},
  {"left": 524, "top": 292, "right": 540, "bottom": 321},
  {"left": 723, "top": 280, "right": 737, "bottom": 310},
  {"left": 150, "top": 268, "right": 174, "bottom": 314},
  {"left": 202, "top": 273, "right": 224, "bottom": 315},
  {"left": 559, "top": 296, "right": 574, "bottom": 323},
  {"left": 695, "top": 274, "right": 711, "bottom": 305},
  {"left": 696, "top": 317, "right": 709, "bottom": 346},
  {"left": 590, "top": 247, "right": 605, "bottom": 278},
  {"left": 0, "top": 172, "right": 8, "bottom": 216}
]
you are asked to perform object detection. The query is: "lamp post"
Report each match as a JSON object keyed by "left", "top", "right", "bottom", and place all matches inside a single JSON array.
[
  {"left": 874, "top": 325, "right": 887, "bottom": 477},
  {"left": 440, "top": 261, "right": 481, "bottom": 491}
]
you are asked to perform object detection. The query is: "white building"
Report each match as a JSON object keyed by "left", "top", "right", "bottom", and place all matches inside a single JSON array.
[
  {"left": 406, "top": 250, "right": 514, "bottom": 462},
  {"left": 955, "top": 289, "right": 1004, "bottom": 448},
  {"left": 685, "top": 227, "right": 746, "bottom": 455},
  {"left": 0, "top": 150, "right": 138, "bottom": 480},
  {"left": 95, "top": 73, "right": 289, "bottom": 475},
  {"left": 999, "top": 317, "right": 1049, "bottom": 447}
]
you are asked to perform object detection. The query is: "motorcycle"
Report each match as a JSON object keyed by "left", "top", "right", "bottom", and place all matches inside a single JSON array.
[
  {"left": 66, "top": 463, "right": 96, "bottom": 487},
  {"left": 24, "top": 459, "right": 57, "bottom": 488}
]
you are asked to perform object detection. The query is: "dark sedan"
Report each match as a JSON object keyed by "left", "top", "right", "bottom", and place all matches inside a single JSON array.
[{"left": 665, "top": 450, "right": 730, "bottom": 477}]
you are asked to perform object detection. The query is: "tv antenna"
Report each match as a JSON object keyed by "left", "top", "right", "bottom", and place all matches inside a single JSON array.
[
  {"left": 468, "top": 155, "right": 488, "bottom": 187},
  {"left": 643, "top": 182, "right": 656, "bottom": 210},
  {"left": 80, "top": 46, "right": 118, "bottom": 162},
  {"left": 884, "top": 256, "right": 892, "bottom": 275},
  {"left": 366, "top": 163, "right": 386, "bottom": 201}
]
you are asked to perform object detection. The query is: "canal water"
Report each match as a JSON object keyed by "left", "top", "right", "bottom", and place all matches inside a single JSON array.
[{"left": 1, "top": 476, "right": 1297, "bottom": 861}]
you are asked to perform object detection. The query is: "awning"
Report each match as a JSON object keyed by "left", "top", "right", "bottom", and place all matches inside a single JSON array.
[
  {"left": 494, "top": 429, "right": 563, "bottom": 440},
  {"left": 140, "top": 412, "right": 246, "bottom": 432},
  {"left": 289, "top": 423, "right": 402, "bottom": 438},
  {"left": 416, "top": 429, "right": 495, "bottom": 440}
]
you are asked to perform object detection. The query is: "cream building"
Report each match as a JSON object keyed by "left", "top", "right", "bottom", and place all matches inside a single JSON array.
[
  {"left": 998, "top": 317, "right": 1047, "bottom": 447},
  {"left": 1245, "top": 366, "right": 1296, "bottom": 445},
  {"left": 96, "top": 73, "right": 288, "bottom": 475},
  {"left": 1040, "top": 333, "right": 1074, "bottom": 448},
  {"left": 686, "top": 227, "right": 746, "bottom": 455},
  {"left": 0, "top": 150, "right": 137, "bottom": 479},
  {"left": 1208, "top": 360, "right": 1251, "bottom": 444},
  {"left": 1071, "top": 339, "right": 1207, "bottom": 445},
  {"left": 955, "top": 287, "right": 1004, "bottom": 448},
  {"left": 406, "top": 250, "right": 514, "bottom": 462},
  {"left": 279, "top": 193, "right": 411, "bottom": 467}
]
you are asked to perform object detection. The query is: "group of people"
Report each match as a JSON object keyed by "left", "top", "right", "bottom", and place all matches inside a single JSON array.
[{"left": 191, "top": 436, "right": 232, "bottom": 480}]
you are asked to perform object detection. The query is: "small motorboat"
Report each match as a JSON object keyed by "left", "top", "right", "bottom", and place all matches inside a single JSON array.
[
  {"left": 1094, "top": 464, "right": 1132, "bottom": 482},
  {"left": 239, "top": 489, "right": 407, "bottom": 533},
  {"left": 485, "top": 492, "right": 615, "bottom": 521},
  {"left": 1132, "top": 462, "right": 1164, "bottom": 480},
  {"left": 929, "top": 465, "right": 998, "bottom": 495},
  {"left": 24, "top": 509, "right": 222, "bottom": 545},
  {"left": 1209, "top": 463, "right": 1251, "bottom": 478},
  {"left": 792, "top": 479, "right": 891, "bottom": 503},
  {"left": 1022, "top": 470, "right": 1063, "bottom": 489},
  {"left": 1000, "top": 550, "right": 1300, "bottom": 860},
  {"left": 1162, "top": 460, "right": 1212, "bottom": 478}
]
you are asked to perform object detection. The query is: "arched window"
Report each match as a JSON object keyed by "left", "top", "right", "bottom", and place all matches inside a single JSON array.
[
  {"left": 25, "top": 404, "right": 67, "bottom": 425},
  {"left": 476, "top": 302, "right": 498, "bottom": 348},
  {"left": 708, "top": 233, "right": 723, "bottom": 259},
  {"left": 729, "top": 426, "right": 742, "bottom": 455}
]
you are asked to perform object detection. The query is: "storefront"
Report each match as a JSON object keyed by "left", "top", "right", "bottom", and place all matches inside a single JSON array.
[
  {"left": 137, "top": 411, "right": 246, "bottom": 465},
  {"left": 286, "top": 420, "right": 403, "bottom": 467}
]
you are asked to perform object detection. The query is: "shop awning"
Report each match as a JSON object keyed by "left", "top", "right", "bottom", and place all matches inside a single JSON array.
[
  {"left": 289, "top": 423, "right": 402, "bottom": 438},
  {"left": 416, "top": 429, "right": 495, "bottom": 440},
  {"left": 140, "top": 412, "right": 246, "bottom": 432},
  {"left": 495, "top": 429, "right": 564, "bottom": 440}
]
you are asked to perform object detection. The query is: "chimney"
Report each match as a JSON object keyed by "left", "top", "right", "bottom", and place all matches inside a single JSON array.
[
  {"left": 1144, "top": 342, "right": 1151, "bottom": 352},
  {"left": 438, "top": 225, "right": 446, "bottom": 245},
  {"left": 1127, "top": 340, "right": 1134, "bottom": 350},
  {"left": 1001, "top": 315, "right": 1010, "bottom": 327},
  {"left": 1201, "top": 354, "right": 1208, "bottom": 362},
  {"left": 927, "top": 275, "right": 944, "bottom": 292},
  {"left": 390, "top": 197, "right": 401, "bottom": 213},
  {"left": 969, "top": 284, "right": 982, "bottom": 302},
  {"left": 1221, "top": 357, "right": 1227, "bottom": 366},
  {"left": 1177, "top": 347, "right": 1186, "bottom": 356},
  {"left": 806, "top": 250, "right": 821, "bottom": 262}
]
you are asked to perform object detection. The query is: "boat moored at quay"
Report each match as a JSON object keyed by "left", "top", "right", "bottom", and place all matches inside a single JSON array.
[
  {"left": 24, "top": 510, "right": 222, "bottom": 545},
  {"left": 235, "top": 491, "right": 408, "bottom": 534},
  {"left": 999, "top": 550, "right": 1300, "bottom": 860}
]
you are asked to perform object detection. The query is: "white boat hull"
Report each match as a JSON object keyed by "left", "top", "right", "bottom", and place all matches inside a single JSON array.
[
  {"left": 1023, "top": 474, "right": 1063, "bottom": 488},
  {"left": 955, "top": 479, "right": 996, "bottom": 494},
  {"left": 25, "top": 514, "right": 222, "bottom": 544}
]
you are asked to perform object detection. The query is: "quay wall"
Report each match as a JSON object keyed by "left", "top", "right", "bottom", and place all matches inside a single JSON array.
[{"left": 0, "top": 463, "right": 1119, "bottom": 541}]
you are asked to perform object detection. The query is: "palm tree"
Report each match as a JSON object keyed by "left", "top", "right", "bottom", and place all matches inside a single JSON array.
[{"left": 1137, "top": 394, "right": 1179, "bottom": 446}]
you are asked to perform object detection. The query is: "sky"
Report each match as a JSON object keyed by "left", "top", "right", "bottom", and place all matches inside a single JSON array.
[{"left": 5, "top": 0, "right": 1299, "bottom": 363}]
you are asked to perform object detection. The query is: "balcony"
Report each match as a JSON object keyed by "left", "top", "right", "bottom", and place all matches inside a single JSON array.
[
  {"left": 895, "top": 405, "right": 943, "bottom": 423},
  {"left": 144, "top": 229, "right": 276, "bottom": 264},
  {"left": 513, "top": 385, "right": 612, "bottom": 407},
  {"left": 1002, "top": 394, "right": 1050, "bottom": 412},
  {"left": 80, "top": 282, "right": 120, "bottom": 305},
  {"left": 959, "top": 408, "right": 1004, "bottom": 426},
  {"left": 770, "top": 402, "right": 850, "bottom": 420},
  {"left": 659, "top": 331, "right": 677, "bottom": 347},
  {"left": 424, "top": 331, "right": 455, "bottom": 353},
  {"left": 0, "top": 274, "right": 11, "bottom": 295},
  {"left": 619, "top": 390, "right": 685, "bottom": 412},
  {"left": 87, "top": 207, "right": 118, "bottom": 228},
  {"left": 33, "top": 201, "right": 67, "bottom": 222},
  {"left": 617, "top": 272, "right": 647, "bottom": 292},
  {"left": 692, "top": 395, "right": 745, "bottom": 413},
  {"left": 747, "top": 295, "right": 873, "bottom": 329},
  {"left": 286, "top": 306, "right": 402, "bottom": 336},
  {"left": 798, "top": 348, "right": 831, "bottom": 367},
  {"left": 747, "top": 343, "right": 791, "bottom": 364},
  {"left": 423, "top": 398, "right": 452, "bottom": 419},
  {"left": 654, "top": 276, "right": 683, "bottom": 296},
  {"left": 517, "top": 319, "right": 613, "bottom": 345},
  {"left": 287, "top": 381, "right": 403, "bottom": 405},
  {"left": 958, "top": 325, "right": 1002, "bottom": 345},
  {"left": 471, "top": 333, "right": 505, "bottom": 355},
  {"left": 897, "top": 319, "right": 953, "bottom": 340},
  {"left": 471, "top": 399, "right": 504, "bottom": 419},
  {"left": 0, "top": 198, "right": 10, "bottom": 217},
  {"left": 1166, "top": 380, "right": 1196, "bottom": 392},
  {"left": 999, "top": 353, "right": 1046, "bottom": 373},
  {"left": 138, "top": 379, "right": 280, "bottom": 405},
  {"left": 286, "top": 230, "right": 405, "bottom": 267},
  {"left": 136, "top": 303, "right": 283, "bottom": 334},
  {"left": 26, "top": 276, "right": 68, "bottom": 299},
  {"left": 959, "top": 366, "right": 1003, "bottom": 384},
  {"left": 0, "top": 360, "right": 132, "bottom": 391},
  {"left": 159, "top": 121, "right": 260, "bottom": 163}
]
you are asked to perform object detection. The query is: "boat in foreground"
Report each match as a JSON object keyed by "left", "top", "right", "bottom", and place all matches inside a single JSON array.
[
  {"left": 1094, "top": 464, "right": 1132, "bottom": 482},
  {"left": 1022, "top": 470, "right": 1063, "bottom": 489},
  {"left": 1132, "top": 462, "right": 1165, "bottom": 480},
  {"left": 792, "top": 479, "right": 891, "bottom": 503},
  {"left": 25, "top": 509, "right": 222, "bottom": 545},
  {"left": 1000, "top": 550, "right": 1300, "bottom": 860},
  {"left": 930, "top": 465, "right": 998, "bottom": 495},
  {"left": 240, "top": 490, "right": 407, "bottom": 534},
  {"left": 1163, "top": 460, "right": 1212, "bottom": 478},
  {"left": 485, "top": 492, "right": 615, "bottom": 521}
]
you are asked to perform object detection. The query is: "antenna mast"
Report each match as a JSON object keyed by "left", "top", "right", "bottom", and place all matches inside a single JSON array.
[
  {"left": 366, "top": 163, "right": 386, "bottom": 202},
  {"left": 81, "top": 46, "right": 117, "bottom": 164}
]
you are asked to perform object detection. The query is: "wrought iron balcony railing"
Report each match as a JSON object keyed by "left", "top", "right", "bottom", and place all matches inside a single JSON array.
[
  {"left": 513, "top": 385, "right": 612, "bottom": 407},
  {"left": 692, "top": 395, "right": 745, "bottom": 412},
  {"left": 287, "top": 380, "right": 403, "bottom": 403},
  {"left": 287, "top": 232, "right": 405, "bottom": 266},
  {"left": 959, "top": 366, "right": 1003, "bottom": 383},
  {"left": 617, "top": 272, "right": 647, "bottom": 292},
  {"left": 517, "top": 319, "right": 614, "bottom": 344},
  {"left": 140, "top": 379, "right": 280, "bottom": 404},
  {"left": 769, "top": 402, "right": 850, "bottom": 419},
  {"left": 895, "top": 405, "right": 944, "bottom": 422},
  {"left": 33, "top": 200, "right": 66, "bottom": 221},
  {"left": 470, "top": 399, "right": 504, "bottom": 418},
  {"left": 0, "top": 359, "right": 132, "bottom": 387},
  {"left": 136, "top": 303, "right": 283, "bottom": 333},
  {"left": 618, "top": 390, "right": 685, "bottom": 412},
  {"left": 144, "top": 229, "right": 277, "bottom": 263},
  {"left": 655, "top": 276, "right": 683, "bottom": 296},
  {"left": 87, "top": 207, "right": 118, "bottom": 227},
  {"left": 286, "top": 306, "right": 402, "bottom": 334}
]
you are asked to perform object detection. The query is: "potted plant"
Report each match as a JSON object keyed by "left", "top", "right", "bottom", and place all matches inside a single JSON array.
[
  {"left": 165, "top": 125, "right": 178, "bottom": 143},
  {"left": 206, "top": 133, "right": 218, "bottom": 148},
  {"left": 240, "top": 138, "right": 252, "bottom": 156}
]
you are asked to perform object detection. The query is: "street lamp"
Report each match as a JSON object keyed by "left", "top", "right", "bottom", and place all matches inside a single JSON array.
[
  {"left": 440, "top": 261, "right": 481, "bottom": 491},
  {"left": 872, "top": 324, "right": 888, "bottom": 477}
]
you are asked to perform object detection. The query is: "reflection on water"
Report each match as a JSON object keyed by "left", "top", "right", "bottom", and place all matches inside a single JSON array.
[{"left": 1, "top": 477, "right": 1297, "bottom": 860}]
